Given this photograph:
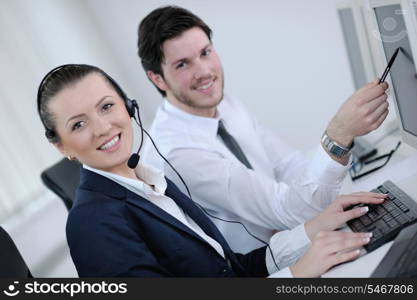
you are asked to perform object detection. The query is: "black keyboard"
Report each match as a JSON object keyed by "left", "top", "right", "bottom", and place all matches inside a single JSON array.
[
  {"left": 372, "top": 222, "right": 417, "bottom": 277},
  {"left": 347, "top": 180, "right": 417, "bottom": 252}
]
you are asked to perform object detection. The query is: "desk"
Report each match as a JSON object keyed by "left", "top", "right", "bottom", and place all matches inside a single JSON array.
[{"left": 323, "top": 133, "right": 417, "bottom": 277}]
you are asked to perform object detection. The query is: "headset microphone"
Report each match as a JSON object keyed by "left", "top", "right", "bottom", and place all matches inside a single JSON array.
[
  {"left": 127, "top": 153, "right": 140, "bottom": 169},
  {"left": 127, "top": 100, "right": 144, "bottom": 169}
]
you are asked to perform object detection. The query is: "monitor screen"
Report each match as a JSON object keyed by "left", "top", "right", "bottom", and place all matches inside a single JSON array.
[{"left": 374, "top": 4, "right": 417, "bottom": 139}]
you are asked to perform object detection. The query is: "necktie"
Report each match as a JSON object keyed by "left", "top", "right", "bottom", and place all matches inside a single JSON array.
[{"left": 217, "top": 120, "right": 253, "bottom": 169}]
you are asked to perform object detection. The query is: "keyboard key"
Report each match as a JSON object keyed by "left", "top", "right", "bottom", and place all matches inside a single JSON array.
[
  {"left": 399, "top": 205, "right": 409, "bottom": 213},
  {"left": 383, "top": 202, "right": 396, "bottom": 212},
  {"left": 387, "top": 219, "right": 399, "bottom": 228},
  {"left": 391, "top": 209, "right": 402, "bottom": 218},
  {"left": 373, "top": 229, "right": 383, "bottom": 239},
  {"left": 378, "top": 186, "right": 389, "bottom": 194},
  {"left": 375, "top": 206, "right": 387, "bottom": 216},
  {"left": 360, "top": 215, "right": 372, "bottom": 226},
  {"left": 383, "top": 214, "right": 393, "bottom": 222},
  {"left": 380, "top": 223, "right": 390, "bottom": 233},
  {"left": 368, "top": 211, "right": 380, "bottom": 221},
  {"left": 373, "top": 220, "right": 389, "bottom": 233},
  {"left": 393, "top": 198, "right": 402, "bottom": 206},
  {"left": 350, "top": 220, "right": 364, "bottom": 231},
  {"left": 395, "top": 214, "right": 409, "bottom": 225}
]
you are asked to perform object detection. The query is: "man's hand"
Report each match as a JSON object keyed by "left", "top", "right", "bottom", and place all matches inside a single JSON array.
[{"left": 326, "top": 79, "right": 389, "bottom": 147}]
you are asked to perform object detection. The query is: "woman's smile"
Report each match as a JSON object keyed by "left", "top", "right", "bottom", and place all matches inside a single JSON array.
[{"left": 97, "top": 133, "right": 122, "bottom": 152}]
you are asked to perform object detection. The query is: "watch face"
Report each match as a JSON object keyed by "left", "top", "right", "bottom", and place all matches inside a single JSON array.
[
  {"left": 322, "top": 134, "right": 349, "bottom": 157},
  {"left": 331, "top": 145, "right": 347, "bottom": 157}
]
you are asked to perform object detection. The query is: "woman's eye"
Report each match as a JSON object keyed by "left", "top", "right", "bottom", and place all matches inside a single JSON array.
[
  {"left": 72, "top": 121, "right": 84, "bottom": 131},
  {"left": 102, "top": 103, "right": 114, "bottom": 111}
]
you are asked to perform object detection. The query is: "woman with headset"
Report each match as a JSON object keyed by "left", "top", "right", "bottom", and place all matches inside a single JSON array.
[{"left": 37, "top": 64, "right": 386, "bottom": 277}]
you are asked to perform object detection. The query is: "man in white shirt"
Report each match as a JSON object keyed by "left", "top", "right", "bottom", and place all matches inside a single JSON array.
[{"left": 137, "top": 6, "right": 389, "bottom": 253}]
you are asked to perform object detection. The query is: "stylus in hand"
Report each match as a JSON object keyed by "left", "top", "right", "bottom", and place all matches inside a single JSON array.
[{"left": 379, "top": 47, "right": 401, "bottom": 84}]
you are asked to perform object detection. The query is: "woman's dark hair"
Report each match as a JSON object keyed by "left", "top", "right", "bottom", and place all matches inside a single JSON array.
[
  {"left": 37, "top": 64, "right": 127, "bottom": 143},
  {"left": 137, "top": 6, "right": 212, "bottom": 96}
]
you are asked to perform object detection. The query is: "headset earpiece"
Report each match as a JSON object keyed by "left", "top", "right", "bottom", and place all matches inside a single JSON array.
[
  {"left": 101, "top": 73, "right": 137, "bottom": 119},
  {"left": 45, "top": 129, "right": 56, "bottom": 140},
  {"left": 125, "top": 98, "right": 136, "bottom": 118}
]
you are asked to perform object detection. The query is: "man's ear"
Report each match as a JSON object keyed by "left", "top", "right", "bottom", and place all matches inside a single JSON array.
[{"left": 147, "top": 71, "right": 168, "bottom": 92}]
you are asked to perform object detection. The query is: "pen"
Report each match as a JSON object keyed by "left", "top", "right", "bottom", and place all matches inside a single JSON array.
[{"left": 379, "top": 47, "right": 401, "bottom": 84}]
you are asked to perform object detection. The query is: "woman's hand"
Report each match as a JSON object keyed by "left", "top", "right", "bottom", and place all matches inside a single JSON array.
[
  {"left": 290, "top": 231, "right": 372, "bottom": 277},
  {"left": 305, "top": 192, "right": 386, "bottom": 241}
]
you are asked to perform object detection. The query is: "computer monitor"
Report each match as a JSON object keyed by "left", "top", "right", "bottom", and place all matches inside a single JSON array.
[
  {"left": 367, "top": 0, "right": 417, "bottom": 150},
  {"left": 337, "top": 0, "right": 377, "bottom": 90}
]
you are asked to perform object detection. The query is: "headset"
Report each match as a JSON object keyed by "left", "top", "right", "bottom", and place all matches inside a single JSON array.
[
  {"left": 37, "top": 64, "right": 280, "bottom": 272},
  {"left": 37, "top": 64, "right": 144, "bottom": 168}
]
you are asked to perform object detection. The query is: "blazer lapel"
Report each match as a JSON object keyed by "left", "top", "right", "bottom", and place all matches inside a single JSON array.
[
  {"left": 125, "top": 191, "right": 211, "bottom": 244},
  {"left": 164, "top": 178, "right": 252, "bottom": 275},
  {"left": 79, "top": 168, "right": 212, "bottom": 246},
  {"left": 164, "top": 178, "right": 233, "bottom": 254}
]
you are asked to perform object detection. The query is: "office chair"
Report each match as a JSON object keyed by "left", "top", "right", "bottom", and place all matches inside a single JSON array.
[
  {"left": 0, "top": 226, "right": 32, "bottom": 277},
  {"left": 40, "top": 158, "right": 80, "bottom": 210}
]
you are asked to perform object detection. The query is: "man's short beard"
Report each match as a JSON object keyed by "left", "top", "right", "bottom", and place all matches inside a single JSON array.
[
  {"left": 171, "top": 75, "right": 225, "bottom": 109},
  {"left": 176, "top": 91, "right": 224, "bottom": 109}
]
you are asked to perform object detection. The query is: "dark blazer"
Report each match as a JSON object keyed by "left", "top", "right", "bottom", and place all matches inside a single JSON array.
[{"left": 66, "top": 168, "right": 269, "bottom": 277}]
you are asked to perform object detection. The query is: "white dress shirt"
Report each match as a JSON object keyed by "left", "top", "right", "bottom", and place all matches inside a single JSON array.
[
  {"left": 83, "top": 163, "right": 295, "bottom": 277},
  {"left": 142, "top": 93, "right": 349, "bottom": 254}
]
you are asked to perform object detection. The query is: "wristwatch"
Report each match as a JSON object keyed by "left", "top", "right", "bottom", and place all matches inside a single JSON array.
[{"left": 321, "top": 132, "right": 354, "bottom": 158}]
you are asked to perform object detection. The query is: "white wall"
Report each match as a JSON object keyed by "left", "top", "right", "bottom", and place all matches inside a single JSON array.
[{"left": 0, "top": 0, "right": 354, "bottom": 276}]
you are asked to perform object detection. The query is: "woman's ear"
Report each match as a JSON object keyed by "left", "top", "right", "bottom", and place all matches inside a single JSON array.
[
  {"left": 54, "top": 141, "right": 69, "bottom": 157},
  {"left": 147, "top": 71, "right": 168, "bottom": 92},
  {"left": 54, "top": 141, "right": 76, "bottom": 160}
]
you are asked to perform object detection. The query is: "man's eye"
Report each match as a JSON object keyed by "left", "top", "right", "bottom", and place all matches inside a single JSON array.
[
  {"left": 102, "top": 103, "right": 114, "bottom": 111},
  {"left": 176, "top": 62, "right": 186, "bottom": 69},
  {"left": 72, "top": 121, "right": 85, "bottom": 131}
]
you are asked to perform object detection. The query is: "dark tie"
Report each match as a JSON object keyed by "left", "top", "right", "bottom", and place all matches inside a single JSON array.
[{"left": 217, "top": 120, "right": 253, "bottom": 169}]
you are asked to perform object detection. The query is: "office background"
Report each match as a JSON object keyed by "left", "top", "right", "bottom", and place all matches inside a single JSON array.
[{"left": 0, "top": 0, "right": 356, "bottom": 276}]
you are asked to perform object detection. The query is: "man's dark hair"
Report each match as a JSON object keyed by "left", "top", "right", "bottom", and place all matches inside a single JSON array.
[{"left": 137, "top": 6, "right": 212, "bottom": 96}]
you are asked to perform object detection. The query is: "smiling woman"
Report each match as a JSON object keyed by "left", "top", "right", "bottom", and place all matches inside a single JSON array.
[
  {"left": 37, "top": 65, "right": 136, "bottom": 179},
  {"left": 50, "top": 74, "right": 134, "bottom": 178}
]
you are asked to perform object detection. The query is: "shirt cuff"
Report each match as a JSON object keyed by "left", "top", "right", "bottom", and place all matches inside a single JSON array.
[
  {"left": 307, "top": 145, "right": 350, "bottom": 185},
  {"left": 267, "top": 267, "right": 293, "bottom": 278},
  {"left": 265, "top": 223, "right": 311, "bottom": 275}
]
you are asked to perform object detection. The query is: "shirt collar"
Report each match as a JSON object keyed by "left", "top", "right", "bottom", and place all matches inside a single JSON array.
[
  {"left": 83, "top": 161, "right": 167, "bottom": 198},
  {"left": 162, "top": 98, "right": 223, "bottom": 139}
]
